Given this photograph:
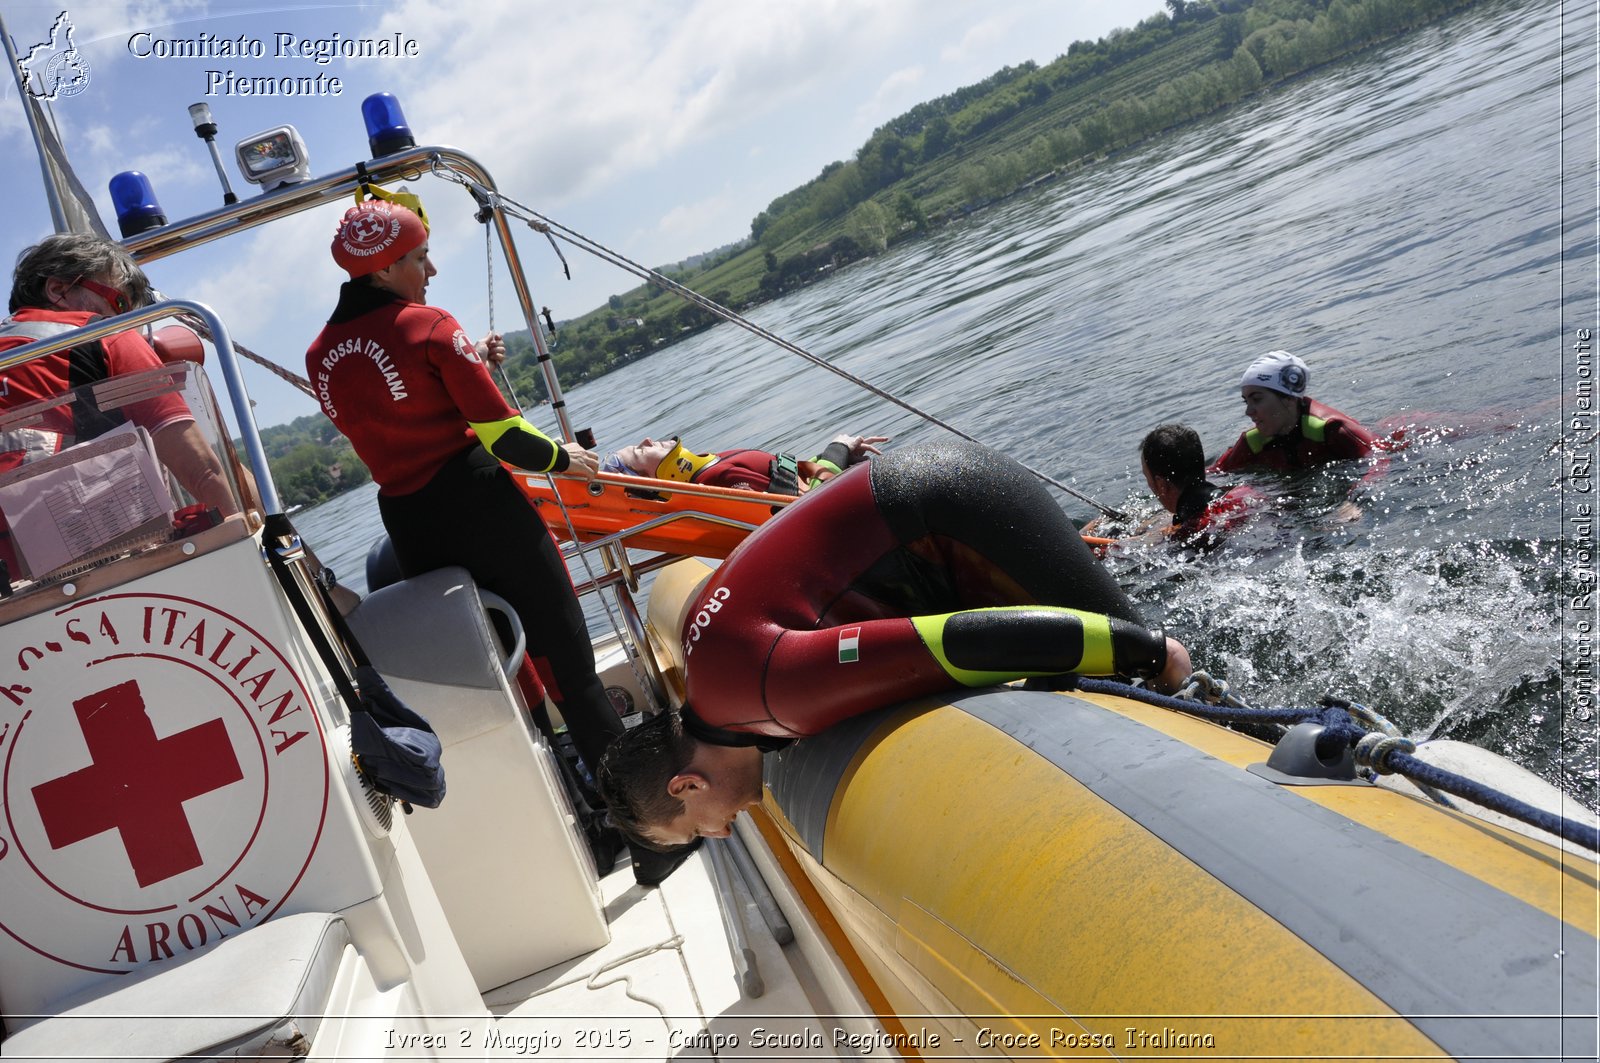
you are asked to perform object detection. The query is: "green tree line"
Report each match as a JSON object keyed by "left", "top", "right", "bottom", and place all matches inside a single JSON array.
[{"left": 254, "top": 411, "right": 372, "bottom": 510}]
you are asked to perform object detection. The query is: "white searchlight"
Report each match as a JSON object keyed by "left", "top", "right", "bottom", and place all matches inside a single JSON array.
[{"left": 233, "top": 125, "right": 310, "bottom": 192}]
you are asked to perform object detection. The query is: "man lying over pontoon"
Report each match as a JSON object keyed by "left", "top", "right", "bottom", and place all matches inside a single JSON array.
[{"left": 596, "top": 439, "right": 1192, "bottom": 853}]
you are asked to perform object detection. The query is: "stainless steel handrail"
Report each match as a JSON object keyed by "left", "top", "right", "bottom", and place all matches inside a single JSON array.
[
  {"left": 554, "top": 510, "right": 764, "bottom": 558},
  {"left": 121, "top": 145, "right": 574, "bottom": 441},
  {"left": 100, "top": 145, "right": 669, "bottom": 700}
]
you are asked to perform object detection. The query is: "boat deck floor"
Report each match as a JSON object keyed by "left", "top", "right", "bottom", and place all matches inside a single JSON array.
[{"left": 484, "top": 837, "right": 858, "bottom": 1060}]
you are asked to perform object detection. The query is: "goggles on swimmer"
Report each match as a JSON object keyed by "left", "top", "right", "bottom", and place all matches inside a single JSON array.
[
  {"left": 654, "top": 438, "right": 719, "bottom": 482},
  {"left": 355, "top": 181, "right": 430, "bottom": 231}
]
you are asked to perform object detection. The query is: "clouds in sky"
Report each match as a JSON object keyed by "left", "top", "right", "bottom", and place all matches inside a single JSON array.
[
  {"left": 0, "top": 0, "right": 1160, "bottom": 426},
  {"left": 371, "top": 1, "right": 922, "bottom": 204}
]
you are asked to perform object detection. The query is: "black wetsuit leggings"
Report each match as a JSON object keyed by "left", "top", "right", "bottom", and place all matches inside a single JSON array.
[
  {"left": 850, "top": 438, "right": 1144, "bottom": 625},
  {"left": 378, "top": 446, "right": 624, "bottom": 774}
]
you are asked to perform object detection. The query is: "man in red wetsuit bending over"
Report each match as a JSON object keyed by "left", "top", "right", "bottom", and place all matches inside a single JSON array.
[{"left": 597, "top": 440, "right": 1192, "bottom": 850}]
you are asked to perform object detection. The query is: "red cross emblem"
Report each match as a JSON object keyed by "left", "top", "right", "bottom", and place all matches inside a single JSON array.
[
  {"left": 31, "top": 680, "right": 244, "bottom": 887},
  {"left": 349, "top": 213, "right": 386, "bottom": 244}
]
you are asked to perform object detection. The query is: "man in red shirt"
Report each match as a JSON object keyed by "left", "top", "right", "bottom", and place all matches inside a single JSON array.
[{"left": 0, "top": 234, "right": 237, "bottom": 578}]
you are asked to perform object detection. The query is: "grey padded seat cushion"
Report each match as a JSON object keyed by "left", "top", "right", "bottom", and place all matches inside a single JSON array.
[
  {"left": 2, "top": 913, "right": 348, "bottom": 1062},
  {"left": 347, "top": 566, "right": 510, "bottom": 692},
  {"left": 346, "top": 567, "right": 525, "bottom": 745}
]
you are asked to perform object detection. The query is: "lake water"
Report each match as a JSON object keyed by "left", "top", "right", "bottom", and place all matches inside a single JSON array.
[{"left": 302, "top": 0, "right": 1598, "bottom": 807}]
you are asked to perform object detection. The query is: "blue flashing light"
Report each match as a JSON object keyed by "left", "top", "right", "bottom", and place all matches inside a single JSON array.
[
  {"left": 109, "top": 171, "right": 167, "bottom": 237},
  {"left": 362, "top": 92, "right": 415, "bottom": 158}
]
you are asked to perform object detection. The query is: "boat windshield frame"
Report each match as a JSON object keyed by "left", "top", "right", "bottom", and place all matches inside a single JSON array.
[
  {"left": 121, "top": 145, "right": 573, "bottom": 444},
  {"left": 0, "top": 299, "right": 277, "bottom": 514}
]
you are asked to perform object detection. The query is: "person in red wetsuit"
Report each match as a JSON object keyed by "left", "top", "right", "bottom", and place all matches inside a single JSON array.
[
  {"left": 0, "top": 234, "right": 237, "bottom": 580},
  {"left": 305, "top": 198, "right": 623, "bottom": 777},
  {"left": 596, "top": 440, "right": 1193, "bottom": 849},
  {"left": 1140, "top": 424, "right": 1261, "bottom": 548},
  {"left": 601, "top": 433, "right": 888, "bottom": 494},
  {"left": 1209, "top": 351, "right": 1377, "bottom": 474}
]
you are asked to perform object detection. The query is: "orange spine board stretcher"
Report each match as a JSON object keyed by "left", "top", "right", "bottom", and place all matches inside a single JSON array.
[{"left": 512, "top": 469, "right": 794, "bottom": 559}]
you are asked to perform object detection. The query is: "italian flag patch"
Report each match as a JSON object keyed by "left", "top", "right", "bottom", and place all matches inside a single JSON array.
[{"left": 838, "top": 627, "right": 861, "bottom": 664}]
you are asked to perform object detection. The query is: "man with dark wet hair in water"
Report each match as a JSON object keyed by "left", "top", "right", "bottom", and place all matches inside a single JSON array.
[{"left": 1140, "top": 423, "right": 1260, "bottom": 547}]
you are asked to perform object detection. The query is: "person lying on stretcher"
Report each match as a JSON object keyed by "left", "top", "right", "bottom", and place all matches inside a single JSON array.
[{"left": 600, "top": 432, "right": 888, "bottom": 496}]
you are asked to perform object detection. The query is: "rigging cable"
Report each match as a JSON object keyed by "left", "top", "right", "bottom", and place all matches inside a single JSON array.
[
  {"left": 429, "top": 160, "right": 1130, "bottom": 522},
  {"left": 219, "top": 159, "right": 1127, "bottom": 520},
  {"left": 479, "top": 205, "right": 662, "bottom": 711},
  {"left": 179, "top": 314, "right": 317, "bottom": 400}
]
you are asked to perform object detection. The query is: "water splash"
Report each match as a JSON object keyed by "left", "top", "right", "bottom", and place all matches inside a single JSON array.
[{"left": 1112, "top": 417, "right": 1585, "bottom": 806}]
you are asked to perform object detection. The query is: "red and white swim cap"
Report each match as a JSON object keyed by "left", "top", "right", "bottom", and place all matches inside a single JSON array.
[{"left": 330, "top": 200, "right": 426, "bottom": 276}]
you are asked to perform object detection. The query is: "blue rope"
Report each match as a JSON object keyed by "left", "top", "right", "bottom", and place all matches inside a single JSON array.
[
  {"left": 1384, "top": 750, "right": 1600, "bottom": 852},
  {"left": 1067, "top": 677, "right": 1600, "bottom": 853}
]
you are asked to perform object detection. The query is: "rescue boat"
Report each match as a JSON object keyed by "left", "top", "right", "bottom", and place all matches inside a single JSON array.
[
  {"left": 0, "top": 90, "right": 882, "bottom": 1062},
  {"left": 0, "top": 67, "right": 1594, "bottom": 1063}
]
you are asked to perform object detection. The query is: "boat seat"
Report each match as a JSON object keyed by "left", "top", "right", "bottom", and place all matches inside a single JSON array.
[
  {"left": 0, "top": 913, "right": 348, "bottom": 1062},
  {"left": 344, "top": 566, "right": 608, "bottom": 991},
  {"left": 347, "top": 566, "right": 523, "bottom": 743},
  {"left": 361, "top": 541, "right": 526, "bottom": 686}
]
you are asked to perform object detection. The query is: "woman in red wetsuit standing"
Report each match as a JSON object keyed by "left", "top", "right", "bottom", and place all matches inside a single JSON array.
[{"left": 305, "top": 199, "right": 622, "bottom": 778}]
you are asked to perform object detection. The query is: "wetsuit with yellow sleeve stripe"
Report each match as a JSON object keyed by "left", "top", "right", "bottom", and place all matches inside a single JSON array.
[
  {"left": 307, "top": 280, "right": 622, "bottom": 774},
  {"left": 679, "top": 440, "right": 1167, "bottom": 746}
]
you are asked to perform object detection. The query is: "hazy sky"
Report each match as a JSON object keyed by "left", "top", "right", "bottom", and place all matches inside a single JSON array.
[{"left": 1, "top": 0, "right": 1165, "bottom": 429}]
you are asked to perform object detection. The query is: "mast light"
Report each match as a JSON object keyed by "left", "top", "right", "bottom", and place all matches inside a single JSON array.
[{"left": 189, "top": 102, "right": 239, "bottom": 206}]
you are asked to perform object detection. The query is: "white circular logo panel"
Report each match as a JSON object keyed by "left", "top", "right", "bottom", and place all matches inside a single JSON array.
[{"left": 0, "top": 594, "right": 328, "bottom": 972}]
